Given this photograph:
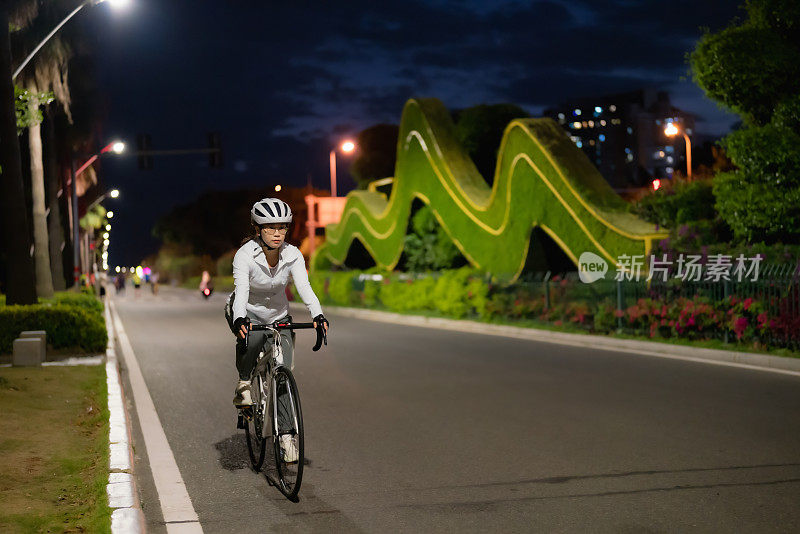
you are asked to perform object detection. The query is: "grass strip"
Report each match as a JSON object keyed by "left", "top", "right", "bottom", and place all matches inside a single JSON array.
[{"left": 0, "top": 365, "right": 110, "bottom": 533}]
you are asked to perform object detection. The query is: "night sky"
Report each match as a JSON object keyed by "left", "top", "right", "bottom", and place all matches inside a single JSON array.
[{"left": 77, "top": 0, "right": 743, "bottom": 266}]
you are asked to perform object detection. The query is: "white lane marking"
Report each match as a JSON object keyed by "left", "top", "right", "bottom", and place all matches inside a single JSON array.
[{"left": 110, "top": 301, "right": 204, "bottom": 533}]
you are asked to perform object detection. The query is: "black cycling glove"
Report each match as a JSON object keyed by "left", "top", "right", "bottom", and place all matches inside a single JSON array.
[
  {"left": 313, "top": 314, "right": 329, "bottom": 330},
  {"left": 233, "top": 317, "right": 250, "bottom": 339}
]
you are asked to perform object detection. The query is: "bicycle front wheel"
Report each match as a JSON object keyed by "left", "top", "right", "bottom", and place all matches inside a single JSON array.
[
  {"left": 244, "top": 372, "right": 267, "bottom": 471},
  {"left": 270, "top": 367, "right": 304, "bottom": 501}
]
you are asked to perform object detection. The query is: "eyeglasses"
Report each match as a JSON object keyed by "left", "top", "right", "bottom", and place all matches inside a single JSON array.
[{"left": 261, "top": 225, "right": 289, "bottom": 234}]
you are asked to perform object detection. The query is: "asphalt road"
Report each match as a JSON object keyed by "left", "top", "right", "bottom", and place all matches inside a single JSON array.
[{"left": 113, "top": 286, "right": 800, "bottom": 533}]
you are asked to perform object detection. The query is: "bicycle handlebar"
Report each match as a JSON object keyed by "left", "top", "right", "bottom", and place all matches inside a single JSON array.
[{"left": 246, "top": 319, "right": 327, "bottom": 352}]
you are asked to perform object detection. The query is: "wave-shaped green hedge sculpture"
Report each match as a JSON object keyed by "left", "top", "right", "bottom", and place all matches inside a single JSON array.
[{"left": 312, "top": 98, "right": 668, "bottom": 281}]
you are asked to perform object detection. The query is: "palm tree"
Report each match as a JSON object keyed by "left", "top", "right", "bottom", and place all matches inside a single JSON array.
[
  {"left": 0, "top": 3, "right": 37, "bottom": 304},
  {"left": 16, "top": 34, "right": 72, "bottom": 298},
  {"left": 13, "top": 0, "right": 76, "bottom": 297}
]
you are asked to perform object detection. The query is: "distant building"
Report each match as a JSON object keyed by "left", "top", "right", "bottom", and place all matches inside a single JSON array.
[{"left": 544, "top": 89, "right": 695, "bottom": 189}]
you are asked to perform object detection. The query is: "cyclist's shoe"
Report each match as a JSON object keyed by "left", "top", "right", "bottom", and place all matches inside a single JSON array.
[
  {"left": 280, "top": 434, "right": 299, "bottom": 463},
  {"left": 233, "top": 380, "right": 252, "bottom": 407}
]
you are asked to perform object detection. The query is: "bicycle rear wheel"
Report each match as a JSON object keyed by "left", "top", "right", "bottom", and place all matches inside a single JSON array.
[
  {"left": 270, "top": 367, "right": 304, "bottom": 501},
  {"left": 244, "top": 373, "right": 267, "bottom": 471}
]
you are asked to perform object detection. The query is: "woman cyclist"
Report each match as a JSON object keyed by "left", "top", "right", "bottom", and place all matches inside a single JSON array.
[{"left": 231, "top": 197, "right": 329, "bottom": 414}]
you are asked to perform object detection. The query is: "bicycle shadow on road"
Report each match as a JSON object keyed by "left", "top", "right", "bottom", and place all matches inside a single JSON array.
[
  {"left": 213, "top": 433, "right": 251, "bottom": 471},
  {"left": 213, "top": 434, "right": 365, "bottom": 531}
]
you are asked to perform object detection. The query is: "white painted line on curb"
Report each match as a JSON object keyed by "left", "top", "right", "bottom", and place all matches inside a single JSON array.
[
  {"left": 321, "top": 305, "right": 800, "bottom": 379},
  {"left": 104, "top": 302, "right": 144, "bottom": 534},
  {"left": 109, "top": 300, "right": 203, "bottom": 533}
]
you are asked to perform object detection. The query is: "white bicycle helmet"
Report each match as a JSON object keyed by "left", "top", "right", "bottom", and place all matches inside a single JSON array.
[{"left": 251, "top": 197, "right": 293, "bottom": 225}]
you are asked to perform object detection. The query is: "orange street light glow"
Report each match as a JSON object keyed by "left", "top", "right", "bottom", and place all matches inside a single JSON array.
[
  {"left": 341, "top": 141, "right": 355, "bottom": 153},
  {"left": 664, "top": 123, "right": 679, "bottom": 137}
]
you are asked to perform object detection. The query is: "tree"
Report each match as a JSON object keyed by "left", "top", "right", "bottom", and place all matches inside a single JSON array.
[
  {"left": 690, "top": 0, "right": 800, "bottom": 243},
  {"left": 453, "top": 103, "right": 530, "bottom": 184},
  {"left": 0, "top": 5, "right": 36, "bottom": 304},
  {"left": 350, "top": 123, "right": 399, "bottom": 189},
  {"left": 16, "top": 23, "right": 72, "bottom": 298}
]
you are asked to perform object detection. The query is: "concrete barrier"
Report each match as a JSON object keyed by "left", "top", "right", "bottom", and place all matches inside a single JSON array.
[
  {"left": 19, "top": 330, "right": 46, "bottom": 362},
  {"left": 13, "top": 337, "right": 43, "bottom": 366}
]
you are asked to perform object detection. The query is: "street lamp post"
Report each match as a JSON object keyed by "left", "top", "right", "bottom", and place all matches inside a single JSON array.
[
  {"left": 664, "top": 123, "right": 692, "bottom": 179},
  {"left": 12, "top": 0, "right": 132, "bottom": 80},
  {"left": 71, "top": 141, "right": 125, "bottom": 287},
  {"left": 329, "top": 140, "right": 356, "bottom": 197},
  {"left": 85, "top": 188, "right": 120, "bottom": 214}
]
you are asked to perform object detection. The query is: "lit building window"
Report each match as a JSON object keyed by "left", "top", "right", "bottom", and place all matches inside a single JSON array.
[
  {"left": 609, "top": 105, "right": 617, "bottom": 112},
  {"left": 588, "top": 120, "right": 595, "bottom": 127},
  {"left": 598, "top": 134, "right": 606, "bottom": 142},
  {"left": 686, "top": 128, "right": 693, "bottom": 135},
  {"left": 595, "top": 106, "right": 602, "bottom": 113},
  {"left": 576, "top": 141, "right": 583, "bottom": 148},
  {"left": 589, "top": 140, "right": 596, "bottom": 146},
  {"left": 558, "top": 113, "right": 565, "bottom": 120},
  {"left": 627, "top": 127, "right": 633, "bottom": 134},
  {"left": 574, "top": 109, "right": 582, "bottom": 116},
  {"left": 656, "top": 119, "right": 662, "bottom": 125},
  {"left": 573, "top": 122, "right": 582, "bottom": 129},
  {"left": 657, "top": 150, "right": 666, "bottom": 158},
  {"left": 666, "top": 156, "right": 674, "bottom": 163},
  {"left": 665, "top": 146, "right": 674, "bottom": 154},
  {"left": 666, "top": 167, "right": 674, "bottom": 174},
  {"left": 582, "top": 121, "right": 588, "bottom": 127},
  {"left": 626, "top": 154, "right": 634, "bottom": 162},
  {"left": 600, "top": 120, "right": 606, "bottom": 126},
  {"left": 624, "top": 147, "right": 632, "bottom": 154}
]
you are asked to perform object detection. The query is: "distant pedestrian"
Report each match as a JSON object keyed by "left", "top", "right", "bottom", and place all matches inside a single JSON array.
[
  {"left": 132, "top": 271, "right": 142, "bottom": 298},
  {"left": 151, "top": 271, "right": 160, "bottom": 296},
  {"left": 114, "top": 274, "right": 123, "bottom": 294}
]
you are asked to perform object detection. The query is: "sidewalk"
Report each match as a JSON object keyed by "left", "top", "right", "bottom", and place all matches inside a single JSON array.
[{"left": 306, "top": 304, "right": 800, "bottom": 377}]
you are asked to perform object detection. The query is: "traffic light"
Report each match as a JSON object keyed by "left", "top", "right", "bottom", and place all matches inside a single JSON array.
[
  {"left": 137, "top": 134, "right": 152, "bottom": 170},
  {"left": 208, "top": 132, "right": 222, "bottom": 168}
]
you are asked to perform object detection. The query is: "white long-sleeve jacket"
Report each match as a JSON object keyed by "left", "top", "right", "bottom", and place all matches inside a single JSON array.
[{"left": 232, "top": 240, "right": 323, "bottom": 324}]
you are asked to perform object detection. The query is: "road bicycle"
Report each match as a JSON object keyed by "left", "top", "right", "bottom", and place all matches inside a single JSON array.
[{"left": 237, "top": 317, "right": 326, "bottom": 501}]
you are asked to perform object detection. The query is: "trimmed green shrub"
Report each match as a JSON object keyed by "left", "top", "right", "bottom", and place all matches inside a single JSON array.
[
  {"left": 378, "top": 276, "right": 437, "bottom": 312},
  {"left": 432, "top": 268, "right": 476, "bottom": 318},
  {"left": 328, "top": 272, "right": 360, "bottom": 306},
  {"left": 362, "top": 279, "right": 381, "bottom": 307},
  {"left": 0, "top": 304, "right": 107, "bottom": 354},
  {"left": 47, "top": 292, "right": 104, "bottom": 316}
]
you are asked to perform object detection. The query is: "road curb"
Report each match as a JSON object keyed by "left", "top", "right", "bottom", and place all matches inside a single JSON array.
[
  {"left": 314, "top": 304, "right": 800, "bottom": 377},
  {"left": 104, "top": 302, "right": 146, "bottom": 534}
]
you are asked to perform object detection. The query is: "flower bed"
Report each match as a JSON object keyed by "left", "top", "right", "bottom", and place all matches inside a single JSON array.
[{"left": 303, "top": 269, "right": 800, "bottom": 353}]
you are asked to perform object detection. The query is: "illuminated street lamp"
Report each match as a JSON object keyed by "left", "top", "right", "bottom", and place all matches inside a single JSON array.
[
  {"left": 329, "top": 140, "right": 356, "bottom": 198},
  {"left": 275, "top": 185, "right": 282, "bottom": 192},
  {"left": 71, "top": 142, "right": 124, "bottom": 286},
  {"left": 107, "top": 211, "right": 114, "bottom": 219},
  {"left": 664, "top": 122, "right": 692, "bottom": 179},
  {"left": 13, "top": 0, "right": 132, "bottom": 80}
]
